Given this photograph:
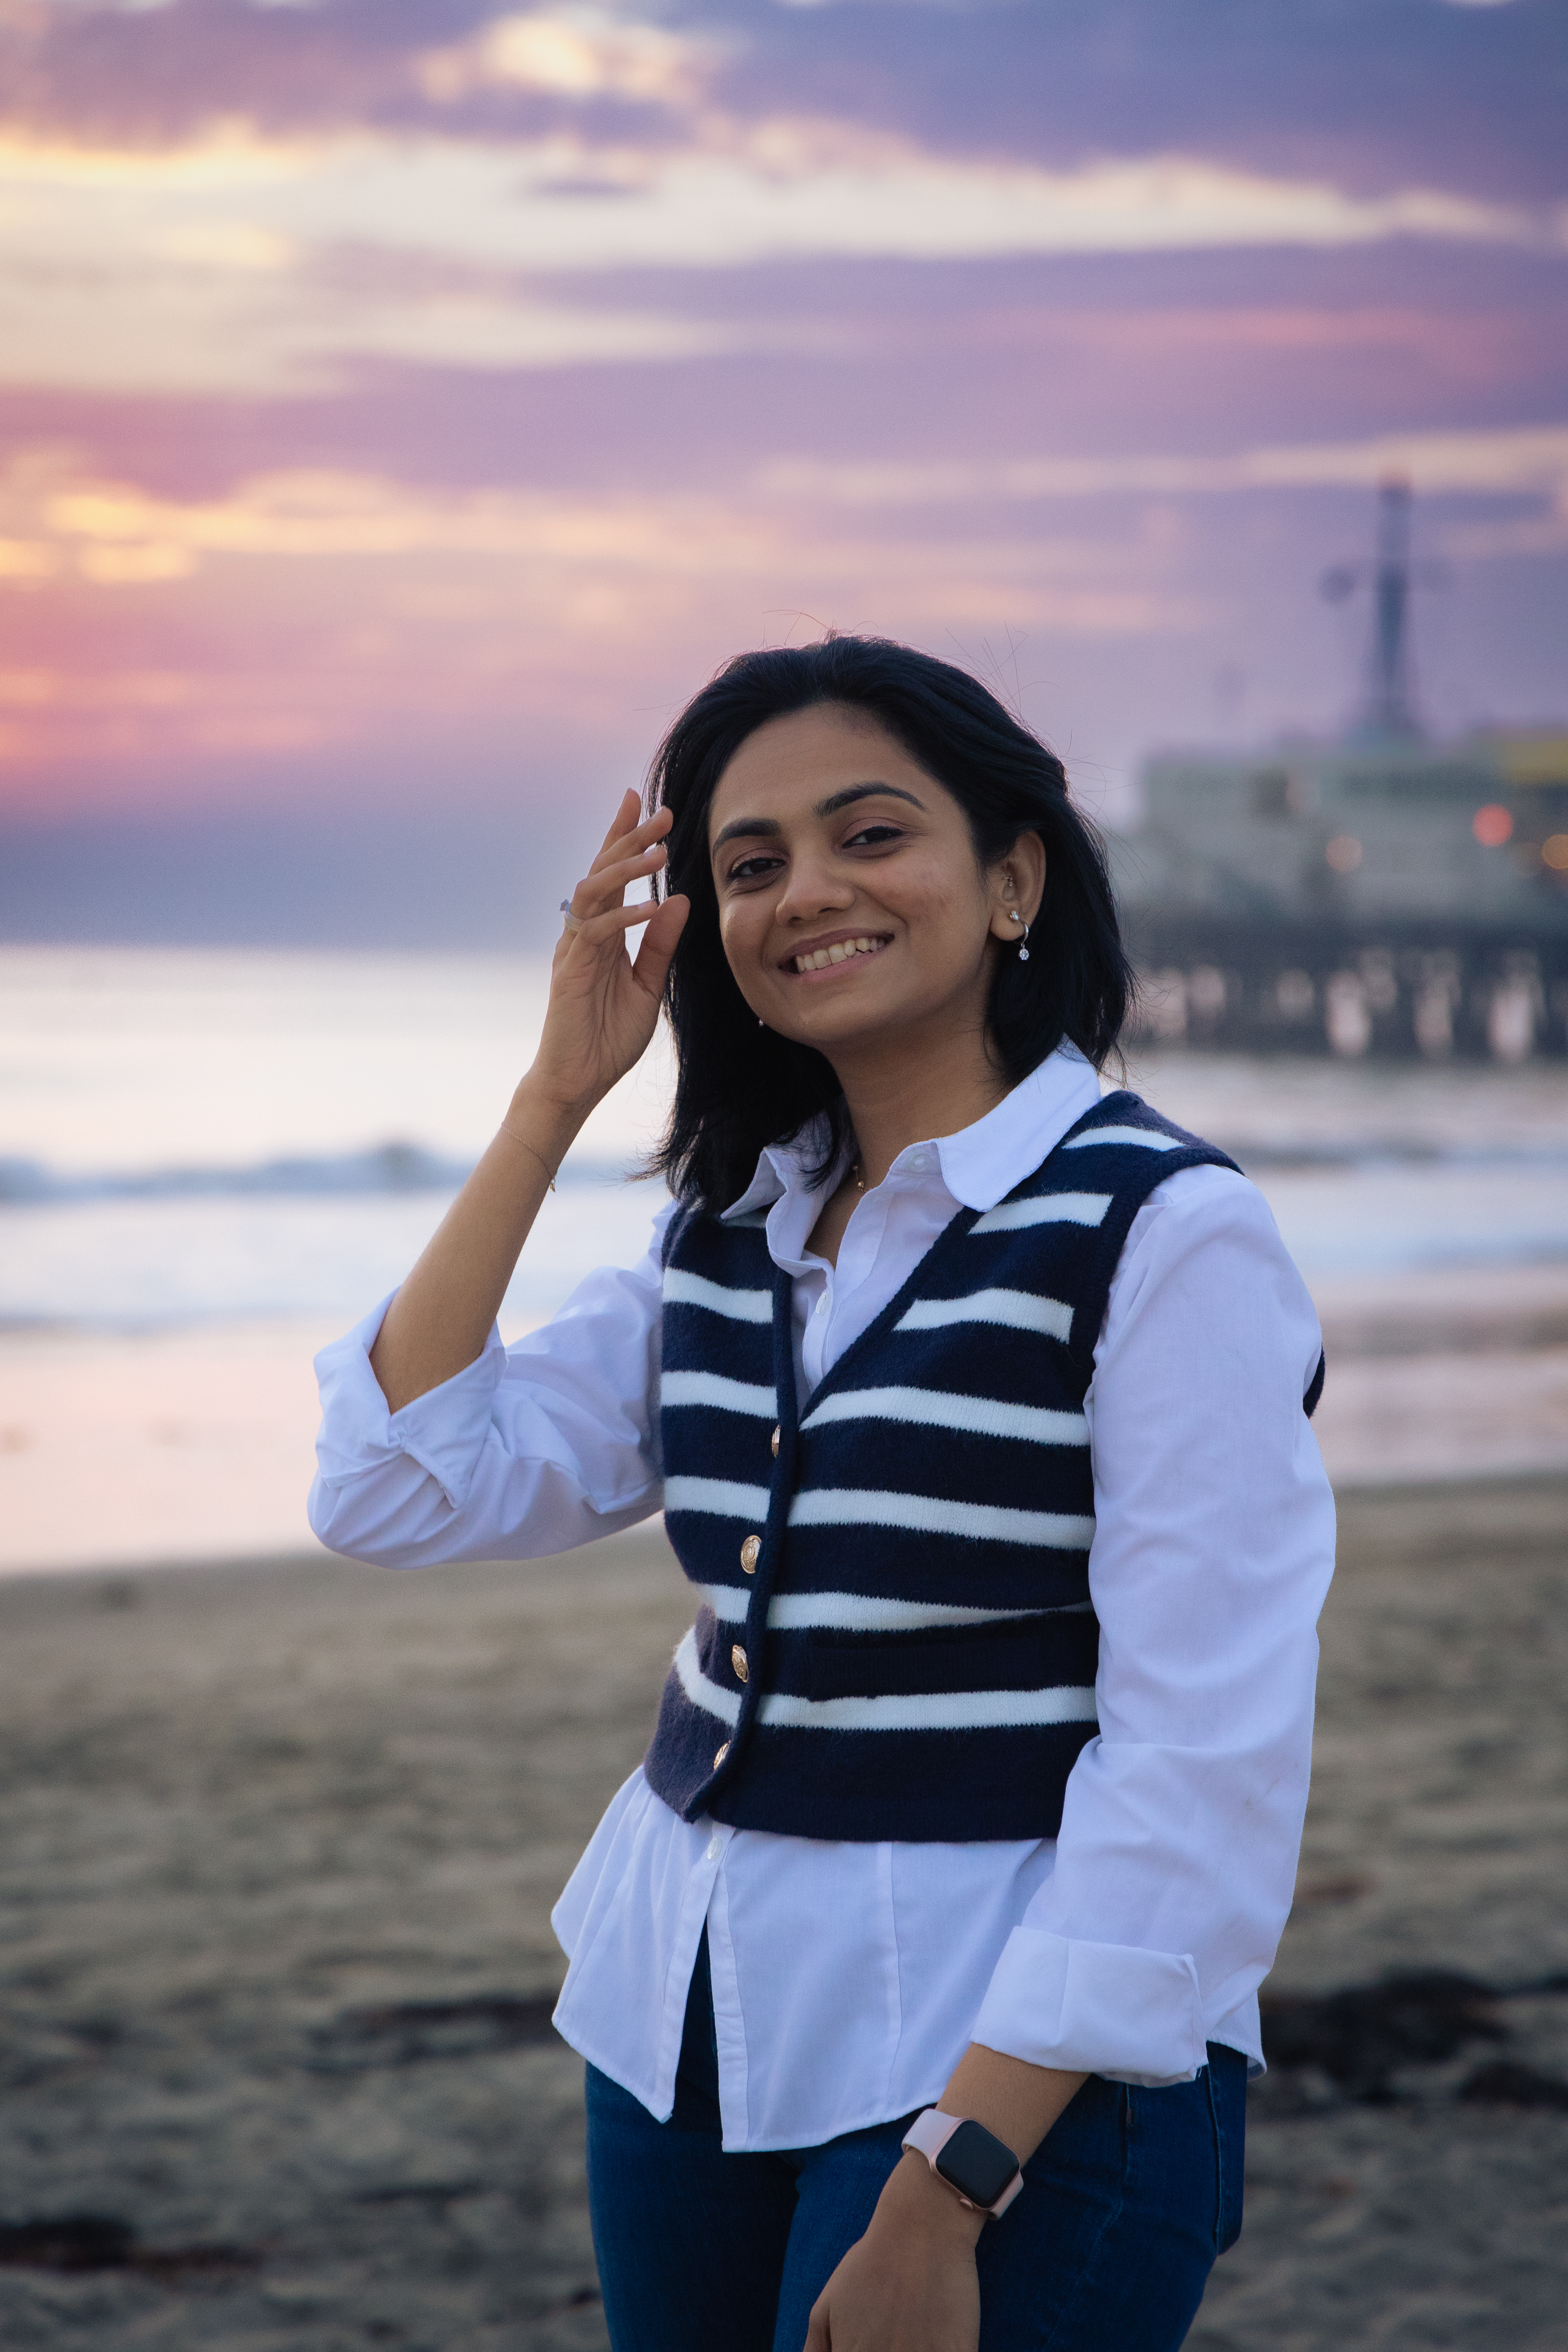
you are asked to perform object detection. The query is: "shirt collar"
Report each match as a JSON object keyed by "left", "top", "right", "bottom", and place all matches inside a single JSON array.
[
  {"left": 930, "top": 1044, "right": 1101, "bottom": 1210},
  {"left": 718, "top": 1043, "right": 1103, "bottom": 1222},
  {"left": 717, "top": 1119, "right": 834, "bottom": 1224}
]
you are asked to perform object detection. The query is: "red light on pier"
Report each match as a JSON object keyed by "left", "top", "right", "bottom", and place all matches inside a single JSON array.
[{"left": 1472, "top": 805, "right": 1513, "bottom": 847}]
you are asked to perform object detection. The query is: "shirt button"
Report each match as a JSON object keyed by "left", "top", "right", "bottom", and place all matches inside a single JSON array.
[
  {"left": 740, "top": 1534, "right": 761, "bottom": 1574},
  {"left": 713, "top": 1743, "right": 729, "bottom": 1769},
  {"left": 731, "top": 1644, "right": 749, "bottom": 1682},
  {"left": 770, "top": 1424, "right": 780, "bottom": 1458},
  {"left": 815, "top": 1295, "right": 827, "bottom": 1316},
  {"left": 705, "top": 1835, "right": 722, "bottom": 1862},
  {"left": 910, "top": 1149, "right": 930, "bottom": 1171}
]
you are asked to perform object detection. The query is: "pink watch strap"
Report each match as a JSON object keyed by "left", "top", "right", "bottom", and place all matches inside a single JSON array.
[{"left": 900, "top": 2108, "right": 1024, "bottom": 2217}]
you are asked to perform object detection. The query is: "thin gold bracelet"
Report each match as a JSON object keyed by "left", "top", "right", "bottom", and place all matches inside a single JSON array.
[{"left": 500, "top": 1127, "right": 559, "bottom": 1192}]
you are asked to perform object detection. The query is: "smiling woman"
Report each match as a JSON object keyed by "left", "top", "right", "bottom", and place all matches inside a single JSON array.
[
  {"left": 310, "top": 634, "right": 1334, "bottom": 2352},
  {"left": 649, "top": 638, "right": 1130, "bottom": 1219}
]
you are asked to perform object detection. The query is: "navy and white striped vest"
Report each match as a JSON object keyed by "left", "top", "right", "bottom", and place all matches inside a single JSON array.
[{"left": 643, "top": 1091, "right": 1244, "bottom": 1843}]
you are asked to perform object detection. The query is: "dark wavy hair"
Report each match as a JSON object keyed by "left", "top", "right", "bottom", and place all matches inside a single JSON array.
[{"left": 645, "top": 635, "right": 1131, "bottom": 1212}]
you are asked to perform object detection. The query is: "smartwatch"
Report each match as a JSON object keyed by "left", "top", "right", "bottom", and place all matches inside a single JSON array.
[{"left": 901, "top": 2109, "right": 1024, "bottom": 2218}]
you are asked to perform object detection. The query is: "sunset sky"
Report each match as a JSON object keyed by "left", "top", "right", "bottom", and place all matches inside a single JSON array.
[{"left": 2, "top": 0, "right": 1565, "bottom": 945}]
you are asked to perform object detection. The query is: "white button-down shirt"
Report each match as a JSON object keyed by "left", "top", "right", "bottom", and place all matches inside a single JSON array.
[{"left": 311, "top": 1047, "right": 1335, "bottom": 2152}]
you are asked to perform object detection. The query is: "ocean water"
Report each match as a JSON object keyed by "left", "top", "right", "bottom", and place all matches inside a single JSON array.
[
  {"left": 1, "top": 947, "right": 672, "bottom": 1334},
  {"left": 4, "top": 946, "right": 1568, "bottom": 1336},
  {"left": 3, "top": 946, "right": 1567, "bottom": 1573}
]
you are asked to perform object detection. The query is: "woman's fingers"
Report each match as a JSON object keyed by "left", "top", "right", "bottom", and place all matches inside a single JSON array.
[
  {"left": 580, "top": 839, "right": 667, "bottom": 902},
  {"left": 592, "top": 791, "right": 668, "bottom": 858},
  {"left": 561, "top": 848, "right": 666, "bottom": 934},
  {"left": 591, "top": 786, "right": 643, "bottom": 859},
  {"left": 584, "top": 822, "right": 671, "bottom": 892},
  {"left": 585, "top": 801, "right": 672, "bottom": 883},
  {"left": 556, "top": 897, "right": 665, "bottom": 950},
  {"left": 629, "top": 892, "right": 689, "bottom": 999},
  {"left": 548, "top": 793, "right": 677, "bottom": 998}
]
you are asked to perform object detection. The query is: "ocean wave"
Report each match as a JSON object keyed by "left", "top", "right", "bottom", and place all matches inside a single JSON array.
[
  {"left": 0, "top": 1144, "right": 633, "bottom": 1207},
  {"left": 4, "top": 1134, "right": 1568, "bottom": 1210},
  {"left": 1221, "top": 1139, "right": 1568, "bottom": 1173}
]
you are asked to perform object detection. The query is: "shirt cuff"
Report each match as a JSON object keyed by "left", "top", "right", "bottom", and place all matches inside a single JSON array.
[
  {"left": 312, "top": 1293, "right": 508, "bottom": 1511},
  {"left": 970, "top": 1925, "right": 1207, "bottom": 2089}
]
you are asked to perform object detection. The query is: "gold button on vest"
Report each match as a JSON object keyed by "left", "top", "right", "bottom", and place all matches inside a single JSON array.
[
  {"left": 731, "top": 1645, "right": 749, "bottom": 1682},
  {"left": 740, "top": 1534, "right": 761, "bottom": 1574},
  {"left": 713, "top": 1742, "right": 729, "bottom": 1768},
  {"left": 770, "top": 1424, "right": 780, "bottom": 1458}
]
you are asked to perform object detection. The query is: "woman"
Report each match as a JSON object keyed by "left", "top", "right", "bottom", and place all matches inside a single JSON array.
[{"left": 310, "top": 636, "right": 1335, "bottom": 2352}]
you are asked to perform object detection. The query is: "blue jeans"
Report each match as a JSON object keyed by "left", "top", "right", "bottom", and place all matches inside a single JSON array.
[{"left": 585, "top": 1932, "right": 1244, "bottom": 2352}]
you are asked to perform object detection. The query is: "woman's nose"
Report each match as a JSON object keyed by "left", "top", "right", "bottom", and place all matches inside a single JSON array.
[{"left": 775, "top": 848, "right": 854, "bottom": 920}]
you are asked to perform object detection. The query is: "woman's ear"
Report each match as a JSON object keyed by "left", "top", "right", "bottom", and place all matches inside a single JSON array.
[{"left": 988, "top": 831, "right": 1047, "bottom": 942}]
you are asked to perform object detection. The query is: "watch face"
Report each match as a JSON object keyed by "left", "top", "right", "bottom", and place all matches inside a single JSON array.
[{"left": 934, "top": 2120, "right": 1020, "bottom": 2211}]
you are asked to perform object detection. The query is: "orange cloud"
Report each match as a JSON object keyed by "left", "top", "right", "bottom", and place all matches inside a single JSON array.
[
  {"left": 3, "top": 116, "right": 1559, "bottom": 398},
  {"left": 418, "top": 12, "right": 715, "bottom": 110},
  {"left": 0, "top": 446, "right": 1210, "bottom": 811}
]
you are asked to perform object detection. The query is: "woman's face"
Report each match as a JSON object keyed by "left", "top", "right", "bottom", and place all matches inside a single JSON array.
[{"left": 706, "top": 703, "right": 1038, "bottom": 1064}]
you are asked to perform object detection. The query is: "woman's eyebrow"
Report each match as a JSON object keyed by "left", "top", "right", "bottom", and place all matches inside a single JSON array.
[
  {"left": 710, "top": 781, "right": 925, "bottom": 855},
  {"left": 711, "top": 814, "right": 781, "bottom": 851},
  {"left": 818, "top": 782, "right": 926, "bottom": 818}
]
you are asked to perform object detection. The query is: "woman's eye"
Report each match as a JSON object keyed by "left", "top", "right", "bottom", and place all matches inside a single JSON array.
[
  {"left": 728, "top": 854, "right": 783, "bottom": 884},
  {"left": 845, "top": 824, "right": 903, "bottom": 850}
]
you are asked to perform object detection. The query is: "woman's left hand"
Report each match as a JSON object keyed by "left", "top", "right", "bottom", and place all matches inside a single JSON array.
[{"left": 803, "top": 2154, "right": 983, "bottom": 2352}]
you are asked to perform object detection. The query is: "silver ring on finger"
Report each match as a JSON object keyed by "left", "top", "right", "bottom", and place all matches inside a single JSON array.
[{"left": 559, "top": 898, "right": 585, "bottom": 935}]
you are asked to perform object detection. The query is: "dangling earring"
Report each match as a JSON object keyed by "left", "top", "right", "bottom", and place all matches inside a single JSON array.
[{"left": 1008, "top": 909, "right": 1031, "bottom": 962}]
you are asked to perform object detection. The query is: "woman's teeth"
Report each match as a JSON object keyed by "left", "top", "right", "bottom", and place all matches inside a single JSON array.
[{"left": 794, "top": 937, "right": 884, "bottom": 974}]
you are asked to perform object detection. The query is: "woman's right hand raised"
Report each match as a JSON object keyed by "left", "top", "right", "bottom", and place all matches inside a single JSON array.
[
  {"left": 525, "top": 789, "right": 690, "bottom": 1121},
  {"left": 368, "top": 790, "right": 688, "bottom": 1414}
]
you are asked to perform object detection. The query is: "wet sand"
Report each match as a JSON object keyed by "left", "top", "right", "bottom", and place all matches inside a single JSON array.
[{"left": 1, "top": 1479, "right": 1565, "bottom": 2349}]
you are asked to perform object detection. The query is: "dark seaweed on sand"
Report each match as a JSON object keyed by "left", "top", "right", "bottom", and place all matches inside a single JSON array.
[{"left": 1261, "top": 1969, "right": 1568, "bottom": 2104}]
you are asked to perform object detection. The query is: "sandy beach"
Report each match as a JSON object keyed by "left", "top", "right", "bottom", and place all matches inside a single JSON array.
[{"left": 2, "top": 1476, "right": 1565, "bottom": 2349}]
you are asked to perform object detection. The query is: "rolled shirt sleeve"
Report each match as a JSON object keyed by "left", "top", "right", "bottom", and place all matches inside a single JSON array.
[
  {"left": 971, "top": 1166, "right": 1336, "bottom": 2084},
  {"left": 308, "top": 1200, "right": 674, "bottom": 1568}
]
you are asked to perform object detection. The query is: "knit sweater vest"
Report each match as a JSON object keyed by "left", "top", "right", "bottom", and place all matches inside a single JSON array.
[{"left": 643, "top": 1091, "right": 1268, "bottom": 1844}]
